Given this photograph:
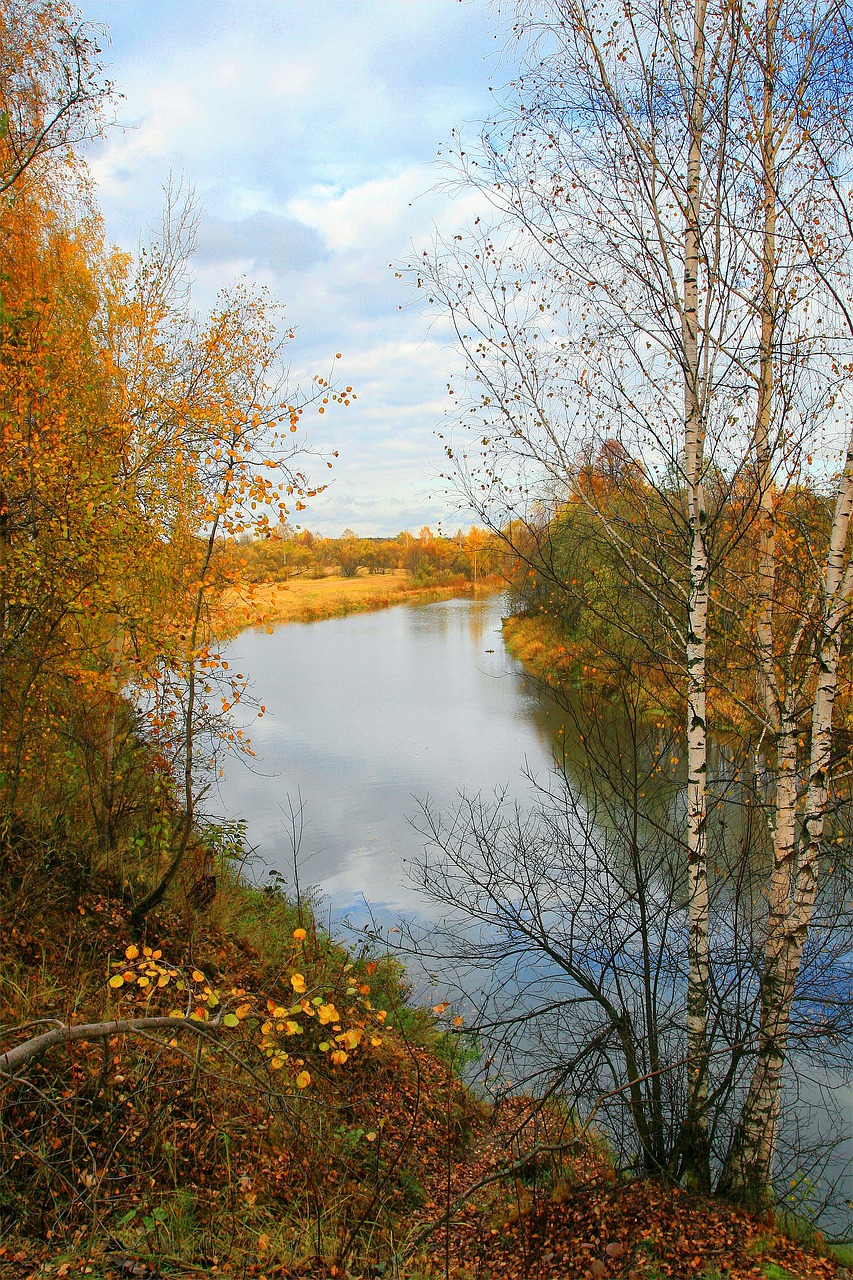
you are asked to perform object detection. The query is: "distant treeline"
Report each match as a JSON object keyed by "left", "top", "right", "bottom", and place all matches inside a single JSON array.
[{"left": 218, "top": 525, "right": 506, "bottom": 585}]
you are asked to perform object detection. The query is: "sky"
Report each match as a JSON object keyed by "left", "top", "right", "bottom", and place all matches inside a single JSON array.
[{"left": 80, "top": 0, "right": 515, "bottom": 535}]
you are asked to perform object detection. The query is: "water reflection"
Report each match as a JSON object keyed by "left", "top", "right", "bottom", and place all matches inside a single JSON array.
[
  {"left": 216, "top": 593, "right": 557, "bottom": 919},
  {"left": 215, "top": 591, "right": 850, "bottom": 1233}
]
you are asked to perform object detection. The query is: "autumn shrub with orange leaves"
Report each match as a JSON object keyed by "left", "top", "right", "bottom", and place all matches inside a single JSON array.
[
  {"left": 0, "top": 3, "right": 349, "bottom": 876},
  {"left": 0, "top": 817, "right": 485, "bottom": 1274},
  {"left": 99, "top": 932, "right": 387, "bottom": 1095}
]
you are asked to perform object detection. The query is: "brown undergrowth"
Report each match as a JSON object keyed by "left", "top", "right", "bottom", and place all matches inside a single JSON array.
[{"left": 0, "top": 826, "right": 846, "bottom": 1280}]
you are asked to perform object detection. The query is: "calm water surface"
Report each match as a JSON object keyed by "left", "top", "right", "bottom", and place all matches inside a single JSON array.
[
  {"left": 216, "top": 592, "right": 561, "bottom": 920},
  {"left": 216, "top": 591, "right": 850, "bottom": 1229}
]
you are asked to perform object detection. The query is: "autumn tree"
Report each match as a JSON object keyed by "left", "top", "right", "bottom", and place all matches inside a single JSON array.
[
  {"left": 0, "top": 0, "right": 111, "bottom": 195},
  {"left": 415, "top": 0, "right": 853, "bottom": 1205},
  {"left": 0, "top": 11, "right": 336, "bottom": 902}
]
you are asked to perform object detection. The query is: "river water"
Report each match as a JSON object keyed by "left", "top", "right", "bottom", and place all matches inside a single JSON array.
[
  {"left": 216, "top": 591, "right": 562, "bottom": 921},
  {"left": 216, "top": 590, "right": 851, "bottom": 1233}
]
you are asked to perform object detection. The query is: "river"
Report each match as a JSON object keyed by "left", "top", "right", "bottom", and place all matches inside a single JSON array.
[
  {"left": 216, "top": 591, "right": 561, "bottom": 922},
  {"left": 215, "top": 590, "right": 851, "bottom": 1234}
]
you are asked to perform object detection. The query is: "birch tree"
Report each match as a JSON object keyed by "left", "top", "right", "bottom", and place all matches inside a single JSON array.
[{"left": 415, "top": 0, "right": 852, "bottom": 1203}]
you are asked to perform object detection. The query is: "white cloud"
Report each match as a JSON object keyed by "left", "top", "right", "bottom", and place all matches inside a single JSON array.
[{"left": 81, "top": 0, "right": 511, "bottom": 532}]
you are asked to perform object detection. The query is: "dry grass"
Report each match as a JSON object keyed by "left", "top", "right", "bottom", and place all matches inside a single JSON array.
[{"left": 217, "top": 569, "right": 497, "bottom": 634}]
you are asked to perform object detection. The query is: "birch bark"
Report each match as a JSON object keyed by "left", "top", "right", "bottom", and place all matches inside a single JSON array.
[{"left": 680, "top": 0, "right": 713, "bottom": 1191}]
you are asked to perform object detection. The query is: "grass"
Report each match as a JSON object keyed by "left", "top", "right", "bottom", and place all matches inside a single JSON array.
[
  {"left": 217, "top": 568, "right": 499, "bottom": 633},
  {"left": 829, "top": 1242, "right": 853, "bottom": 1266}
]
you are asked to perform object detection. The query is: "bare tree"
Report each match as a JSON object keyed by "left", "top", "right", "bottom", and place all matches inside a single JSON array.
[
  {"left": 398, "top": 686, "right": 853, "bottom": 1216},
  {"left": 413, "top": 0, "right": 853, "bottom": 1204}
]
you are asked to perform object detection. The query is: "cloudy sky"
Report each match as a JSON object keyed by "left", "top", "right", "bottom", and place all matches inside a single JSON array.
[{"left": 80, "top": 0, "right": 514, "bottom": 535}]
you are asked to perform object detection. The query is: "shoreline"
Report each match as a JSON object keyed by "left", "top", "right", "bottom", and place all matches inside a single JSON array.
[{"left": 217, "top": 569, "right": 504, "bottom": 635}]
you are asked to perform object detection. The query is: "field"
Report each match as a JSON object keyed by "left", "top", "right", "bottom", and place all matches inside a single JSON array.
[{"left": 218, "top": 568, "right": 498, "bottom": 633}]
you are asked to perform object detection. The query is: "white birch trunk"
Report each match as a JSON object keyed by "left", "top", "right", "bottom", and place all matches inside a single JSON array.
[
  {"left": 723, "top": 426, "right": 853, "bottom": 1200},
  {"left": 681, "top": 0, "right": 712, "bottom": 1190}
]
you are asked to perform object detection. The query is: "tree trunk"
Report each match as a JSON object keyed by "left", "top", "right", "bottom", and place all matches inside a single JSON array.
[
  {"left": 721, "top": 428, "right": 853, "bottom": 1202},
  {"left": 680, "top": 0, "right": 712, "bottom": 1193}
]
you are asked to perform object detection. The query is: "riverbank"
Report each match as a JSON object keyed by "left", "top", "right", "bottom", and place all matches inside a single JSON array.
[
  {"left": 503, "top": 610, "right": 682, "bottom": 720},
  {"left": 502, "top": 611, "right": 580, "bottom": 686},
  {"left": 2, "top": 821, "right": 848, "bottom": 1278},
  {"left": 218, "top": 568, "right": 503, "bottom": 635}
]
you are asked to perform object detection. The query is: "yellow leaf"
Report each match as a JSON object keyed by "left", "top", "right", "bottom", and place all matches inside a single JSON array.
[
  {"left": 371, "top": 1036, "right": 383, "bottom": 1047},
  {"left": 292, "top": 927, "right": 307, "bottom": 941},
  {"left": 192, "top": 970, "right": 206, "bottom": 983},
  {"left": 109, "top": 974, "right": 124, "bottom": 988},
  {"left": 295, "top": 1070, "right": 311, "bottom": 1089},
  {"left": 125, "top": 945, "right": 139, "bottom": 960},
  {"left": 317, "top": 1003, "right": 340, "bottom": 1025},
  {"left": 330, "top": 1049, "right": 348, "bottom": 1065},
  {"left": 290, "top": 973, "right": 307, "bottom": 993}
]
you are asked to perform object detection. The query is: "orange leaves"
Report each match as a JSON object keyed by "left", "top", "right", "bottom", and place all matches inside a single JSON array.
[
  {"left": 108, "top": 948, "right": 221, "bottom": 1018},
  {"left": 255, "top": 954, "right": 387, "bottom": 1088}
]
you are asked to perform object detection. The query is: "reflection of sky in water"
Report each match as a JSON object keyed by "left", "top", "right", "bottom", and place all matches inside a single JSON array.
[
  {"left": 214, "top": 593, "right": 851, "bottom": 1231},
  {"left": 215, "top": 594, "right": 559, "bottom": 922}
]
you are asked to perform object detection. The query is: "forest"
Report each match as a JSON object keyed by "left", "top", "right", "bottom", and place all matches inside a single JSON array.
[{"left": 1, "top": 0, "right": 852, "bottom": 1278}]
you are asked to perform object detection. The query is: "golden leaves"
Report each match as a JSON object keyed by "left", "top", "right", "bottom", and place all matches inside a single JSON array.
[{"left": 108, "top": 944, "right": 388, "bottom": 1094}]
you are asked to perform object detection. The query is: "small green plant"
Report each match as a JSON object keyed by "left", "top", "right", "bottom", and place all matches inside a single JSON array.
[
  {"left": 773, "top": 1206, "right": 824, "bottom": 1253},
  {"left": 761, "top": 1265, "right": 795, "bottom": 1280},
  {"left": 636, "top": 1237, "right": 667, "bottom": 1280},
  {"left": 828, "top": 1241, "right": 853, "bottom": 1267}
]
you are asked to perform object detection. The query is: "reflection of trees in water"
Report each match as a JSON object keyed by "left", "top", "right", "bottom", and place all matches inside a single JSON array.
[
  {"left": 398, "top": 684, "right": 852, "bottom": 1229},
  {"left": 467, "top": 599, "right": 489, "bottom": 650}
]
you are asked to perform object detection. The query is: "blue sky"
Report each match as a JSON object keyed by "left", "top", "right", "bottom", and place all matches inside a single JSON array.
[{"left": 81, "top": 0, "right": 513, "bottom": 535}]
